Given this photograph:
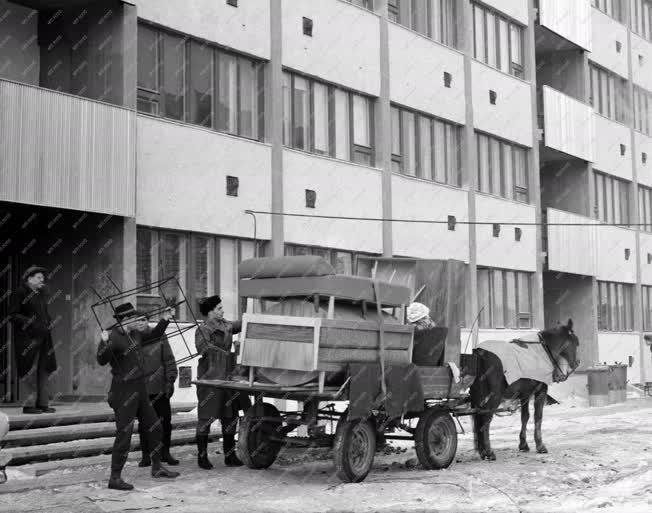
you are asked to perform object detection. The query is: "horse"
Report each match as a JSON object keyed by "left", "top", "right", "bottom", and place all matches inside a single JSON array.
[{"left": 469, "top": 319, "right": 580, "bottom": 460}]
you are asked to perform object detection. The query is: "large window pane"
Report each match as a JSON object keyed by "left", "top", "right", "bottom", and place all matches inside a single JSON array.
[
  {"left": 478, "top": 133, "right": 490, "bottom": 193},
  {"left": 505, "top": 271, "right": 517, "bottom": 328},
  {"left": 293, "top": 76, "right": 310, "bottom": 150},
  {"left": 598, "top": 282, "right": 609, "bottom": 329},
  {"left": 217, "top": 52, "right": 238, "bottom": 133},
  {"left": 514, "top": 147, "right": 528, "bottom": 202},
  {"left": 401, "top": 110, "right": 416, "bottom": 176},
  {"left": 189, "top": 41, "right": 213, "bottom": 127},
  {"left": 478, "top": 269, "right": 491, "bottom": 328},
  {"left": 492, "top": 270, "right": 505, "bottom": 328},
  {"left": 353, "top": 94, "right": 371, "bottom": 147},
  {"left": 498, "top": 18, "right": 510, "bottom": 73},
  {"left": 283, "top": 72, "right": 291, "bottom": 145},
  {"left": 391, "top": 106, "right": 401, "bottom": 158},
  {"left": 239, "top": 59, "right": 259, "bottom": 139},
  {"left": 431, "top": 0, "right": 443, "bottom": 42},
  {"left": 334, "top": 252, "right": 353, "bottom": 275},
  {"left": 418, "top": 115, "right": 433, "bottom": 180},
  {"left": 486, "top": 12, "right": 497, "bottom": 68},
  {"left": 502, "top": 143, "right": 514, "bottom": 200},
  {"left": 138, "top": 25, "right": 158, "bottom": 91},
  {"left": 313, "top": 82, "right": 330, "bottom": 154},
  {"left": 162, "top": 33, "right": 185, "bottom": 121},
  {"left": 517, "top": 273, "right": 531, "bottom": 328},
  {"left": 445, "top": 124, "right": 460, "bottom": 186},
  {"left": 412, "top": 0, "right": 429, "bottom": 36},
  {"left": 219, "top": 238, "right": 238, "bottom": 319},
  {"left": 510, "top": 25, "right": 522, "bottom": 68},
  {"left": 136, "top": 228, "right": 153, "bottom": 288},
  {"left": 335, "top": 89, "right": 350, "bottom": 160},
  {"left": 489, "top": 138, "right": 502, "bottom": 196},
  {"left": 160, "top": 232, "right": 187, "bottom": 319},
  {"left": 474, "top": 5, "right": 486, "bottom": 62},
  {"left": 433, "top": 120, "right": 446, "bottom": 184},
  {"left": 193, "top": 236, "right": 214, "bottom": 301}
]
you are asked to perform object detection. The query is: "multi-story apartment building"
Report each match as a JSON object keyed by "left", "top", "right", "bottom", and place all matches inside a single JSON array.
[{"left": 0, "top": 0, "right": 650, "bottom": 402}]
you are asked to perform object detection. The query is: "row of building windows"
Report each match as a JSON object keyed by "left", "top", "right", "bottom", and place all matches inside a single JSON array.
[
  {"left": 388, "top": 0, "right": 457, "bottom": 48},
  {"left": 477, "top": 132, "right": 529, "bottom": 203},
  {"left": 478, "top": 268, "right": 533, "bottom": 329},
  {"left": 592, "top": 0, "right": 627, "bottom": 22},
  {"left": 598, "top": 281, "right": 634, "bottom": 331},
  {"left": 137, "top": 24, "right": 265, "bottom": 141},
  {"left": 282, "top": 72, "right": 374, "bottom": 166},
  {"left": 472, "top": 2, "right": 524, "bottom": 78},
  {"left": 589, "top": 63, "right": 628, "bottom": 124},
  {"left": 631, "top": 0, "right": 652, "bottom": 40},
  {"left": 391, "top": 106, "right": 461, "bottom": 186},
  {"left": 594, "top": 171, "right": 630, "bottom": 225}
]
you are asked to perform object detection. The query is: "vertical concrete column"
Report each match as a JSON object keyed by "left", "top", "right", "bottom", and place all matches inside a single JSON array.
[
  {"left": 377, "top": 1, "right": 393, "bottom": 257},
  {"left": 120, "top": 1, "right": 137, "bottom": 110},
  {"left": 526, "top": 0, "right": 544, "bottom": 329},
  {"left": 624, "top": 2, "right": 647, "bottom": 381},
  {"left": 270, "top": 0, "right": 285, "bottom": 257},
  {"left": 459, "top": 0, "right": 478, "bottom": 344}
]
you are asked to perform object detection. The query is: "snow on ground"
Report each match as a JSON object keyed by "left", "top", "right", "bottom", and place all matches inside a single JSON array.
[{"left": 1, "top": 398, "right": 651, "bottom": 513}]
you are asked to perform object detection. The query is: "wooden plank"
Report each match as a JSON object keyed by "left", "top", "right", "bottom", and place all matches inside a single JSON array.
[
  {"left": 242, "top": 313, "right": 323, "bottom": 327},
  {"left": 241, "top": 338, "right": 316, "bottom": 371},
  {"left": 318, "top": 348, "right": 410, "bottom": 365},
  {"left": 321, "top": 318, "right": 413, "bottom": 334},
  {"left": 320, "top": 327, "right": 411, "bottom": 351},
  {"left": 246, "top": 323, "right": 314, "bottom": 342}
]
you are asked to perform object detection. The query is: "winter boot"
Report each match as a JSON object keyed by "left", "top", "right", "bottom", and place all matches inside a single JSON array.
[
  {"left": 161, "top": 449, "right": 179, "bottom": 466},
  {"left": 197, "top": 433, "right": 214, "bottom": 470},
  {"left": 151, "top": 453, "right": 180, "bottom": 479},
  {"left": 222, "top": 434, "right": 243, "bottom": 467},
  {"left": 108, "top": 471, "right": 134, "bottom": 491},
  {"left": 138, "top": 455, "right": 151, "bottom": 467}
]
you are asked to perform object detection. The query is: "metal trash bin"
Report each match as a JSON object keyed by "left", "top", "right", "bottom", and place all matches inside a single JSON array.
[
  {"left": 612, "top": 364, "right": 628, "bottom": 403},
  {"left": 587, "top": 366, "right": 610, "bottom": 407}
]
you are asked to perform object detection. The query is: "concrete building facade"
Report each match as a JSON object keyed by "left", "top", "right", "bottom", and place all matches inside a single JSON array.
[{"left": 1, "top": 0, "right": 651, "bottom": 402}]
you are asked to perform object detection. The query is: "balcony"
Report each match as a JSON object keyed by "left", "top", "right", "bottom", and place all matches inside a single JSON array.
[
  {"left": 539, "top": 86, "right": 593, "bottom": 162},
  {"left": 537, "top": 0, "right": 592, "bottom": 51},
  {"left": 545, "top": 208, "right": 597, "bottom": 276},
  {"left": 0, "top": 79, "right": 136, "bottom": 216}
]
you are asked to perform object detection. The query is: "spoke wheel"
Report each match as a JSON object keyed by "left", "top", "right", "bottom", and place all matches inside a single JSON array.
[
  {"left": 238, "top": 402, "right": 283, "bottom": 469},
  {"left": 415, "top": 408, "right": 457, "bottom": 470},
  {"left": 333, "top": 418, "right": 376, "bottom": 483}
]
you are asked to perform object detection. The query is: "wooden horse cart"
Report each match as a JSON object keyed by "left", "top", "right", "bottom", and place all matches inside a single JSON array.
[{"left": 193, "top": 256, "right": 474, "bottom": 482}]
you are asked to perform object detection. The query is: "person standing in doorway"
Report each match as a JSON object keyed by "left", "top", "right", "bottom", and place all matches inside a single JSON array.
[
  {"left": 137, "top": 331, "right": 179, "bottom": 467},
  {"left": 195, "top": 295, "right": 250, "bottom": 469},
  {"left": 9, "top": 266, "right": 57, "bottom": 414},
  {"left": 97, "top": 302, "right": 180, "bottom": 491}
]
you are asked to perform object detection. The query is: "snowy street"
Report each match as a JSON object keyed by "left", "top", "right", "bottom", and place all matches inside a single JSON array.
[{"left": 1, "top": 397, "right": 651, "bottom": 513}]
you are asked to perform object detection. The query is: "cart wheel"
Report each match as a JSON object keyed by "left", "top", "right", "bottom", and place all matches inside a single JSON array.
[
  {"left": 333, "top": 418, "right": 376, "bottom": 483},
  {"left": 238, "top": 402, "right": 283, "bottom": 469},
  {"left": 414, "top": 408, "right": 457, "bottom": 470}
]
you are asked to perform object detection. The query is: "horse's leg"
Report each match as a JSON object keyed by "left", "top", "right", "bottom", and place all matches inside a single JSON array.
[
  {"left": 533, "top": 384, "right": 548, "bottom": 454},
  {"left": 480, "top": 412, "right": 496, "bottom": 461},
  {"left": 472, "top": 414, "right": 484, "bottom": 456},
  {"left": 519, "top": 395, "right": 530, "bottom": 452}
]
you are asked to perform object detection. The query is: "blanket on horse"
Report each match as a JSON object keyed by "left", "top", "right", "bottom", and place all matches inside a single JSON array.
[{"left": 478, "top": 333, "right": 554, "bottom": 385}]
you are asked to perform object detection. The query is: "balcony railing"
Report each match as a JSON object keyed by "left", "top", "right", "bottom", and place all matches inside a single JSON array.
[
  {"left": 540, "top": 86, "right": 594, "bottom": 162},
  {"left": 0, "top": 79, "right": 136, "bottom": 216},
  {"left": 538, "top": 0, "right": 592, "bottom": 51}
]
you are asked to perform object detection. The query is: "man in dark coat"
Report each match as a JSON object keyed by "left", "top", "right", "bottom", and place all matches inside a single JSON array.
[
  {"left": 137, "top": 333, "right": 179, "bottom": 467},
  {"left": 97, "top": 302, "right": 180, "bottom": 490},
  {"left": 9, "top": 266, "right": 57, "bottom": 414},
  {"left": 195, "top": 295, "right": 250, "bottom": 469}
]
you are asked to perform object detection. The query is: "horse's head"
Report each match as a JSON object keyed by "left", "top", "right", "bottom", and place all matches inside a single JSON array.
[{"left": 542, "top": 318, "right": 580, "bottom": 381}]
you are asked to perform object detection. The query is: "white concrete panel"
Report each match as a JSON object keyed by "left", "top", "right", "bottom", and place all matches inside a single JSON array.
[
  {"left": 137, "top": 116, "right": 272, "bottom": 239},
  {"left": 635, "top": 131, "right": 652, "bottom": 188},
  {"left": 134, "top": 0, "right": 270, "bottom": 59},
  {"left": 596, "top": 226, "right": 637, "bottom": 283},
  {"left": 592, "top": 114, "right": 633, "bottom": 181},
  {"left": 539, "top": 0, "right": 592, "bottom": 51},
  {"left": 546, "top": 209, "right": 598, "bottom": 276},
  {"left": 388, "top": 23, "right": 465, "bottom": 124},
  {"left": 282, "top": 0, "right": 380, "bottom": 96},
  {"left": 391, "top": 175, "right": 469, "bottom": 262},
  {"left": 471, "top": 61, "right": 533, "bottom": 147},
  {"left": 283, "top": 149, "right": 383, "bottom": 253},
  {"left": 460, "top": 329, "right": 540, "bottom": 353},
  {"left": 589, "top": 8, "right": 629, "bottom": 79},
  {"left": 481, "top": 0, "right": 529, "bottom": 25},
  {"left": 475, "top": 194, "right": 537, "bottom": 272},
  {"left": 639, "top": 232, "right": 652, "bottom": 286},
  {"left": 631, "top": 33, "right": 652, "bottom": 92},
  {"left": 542, "top": 86, "right": 593, "bottom": 162},
  {"left": 597, "top": 333, "right": 641, "bottom": 384}
]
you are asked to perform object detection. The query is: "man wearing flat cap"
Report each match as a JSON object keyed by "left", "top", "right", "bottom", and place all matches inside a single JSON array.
[
  {"left": 97, "top": 302, "right": 180, "bottom": 490},
  {"left": 9, "top": 266, "right": 57, "bottom": 414},
  {"left": 195, "top": 295, "right": 250, "bottom": 469}
]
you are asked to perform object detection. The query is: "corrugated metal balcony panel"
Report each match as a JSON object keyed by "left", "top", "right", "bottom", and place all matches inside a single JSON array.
[
  {"left": 0, "top": 80, "right": 135, "bottom": 217},
  {"left": 539, "top": 0, "right": 592, "bottom": 51},
  {"left": 546, "top": 208, "right": 598, "bottom": 276},
  {"left": 542, "top": 86, "right": 594, "bottom": 162}
]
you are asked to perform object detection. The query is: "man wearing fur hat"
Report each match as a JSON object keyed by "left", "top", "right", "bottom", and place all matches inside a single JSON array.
[
  {"left": 97, "top": 302, "right": 180, "bottom": 490},
  {"left": 195, "top": 295, "right": 250, "bottom": 469},
  {"left": 9, "top": 266, "right": 57, "bottom": 414}
]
